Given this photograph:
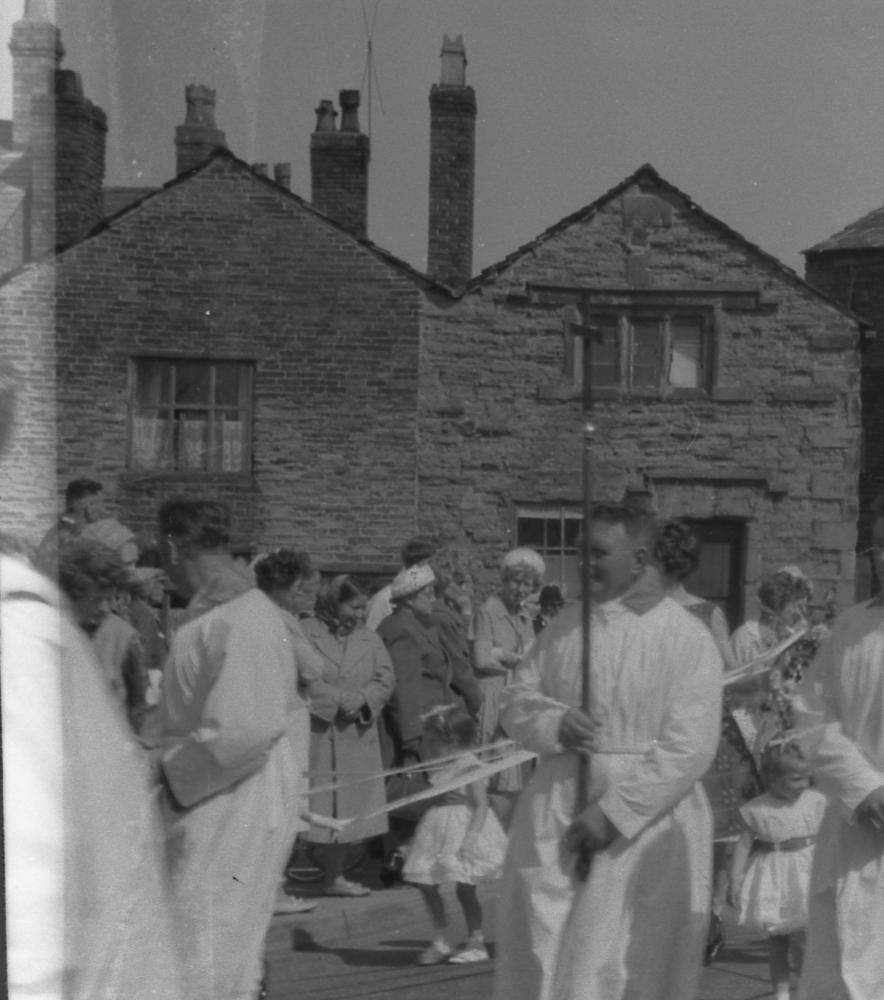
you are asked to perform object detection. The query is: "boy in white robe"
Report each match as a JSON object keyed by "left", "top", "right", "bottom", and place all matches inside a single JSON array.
[
  {"left": 493, "top": 503, "right": 722, "bottom": 1000},
  {"left": 156, "top": 499, "right": 304, "bottom": 1000},
  {"left": 793, "top": 496, "right": 884, "bottom": 1000}
]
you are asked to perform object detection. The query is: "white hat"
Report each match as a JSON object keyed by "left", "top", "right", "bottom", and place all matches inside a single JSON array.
[{"left": 390, "top": 563, "right": 436, "bottom": 601}]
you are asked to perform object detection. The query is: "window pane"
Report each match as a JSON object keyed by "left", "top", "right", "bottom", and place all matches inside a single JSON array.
[
  {"left": 630, "top": 320, "right": 659, "bottom": 388},
  {"left": 215, "top": 363, "right": 246, "bottom": 406},
  {"left": 670, "top": 319, "right": 703, "bottom": 388},
  {"left": 215, "top": 414, "right": 246, "bottom": 472},
  {"left": 547, "top": 518, "right": 562, "bottom": 549},
  {"left": 175, "top": 362, "right": 211, "bottom": 406},
  {"left": 517, "top": 517, "right": 546, "bottom": 549},
  {"left": 587, "top": 319, "right": 618, "bottom": 387},
  {"left": 177, "top": 412, "right": 209, "bottom": 470},
  {"left": 563, "top": 516, "right": 583, "bottom": 551},
  {"left": 135, "top": 360, "right": 171, "bottom": 406},
  {"left": 132, "top": 413, "right": 173, "bottom": 468}
]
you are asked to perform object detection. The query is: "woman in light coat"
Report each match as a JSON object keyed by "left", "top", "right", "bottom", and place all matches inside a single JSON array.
[{"left": 300, "top": 575, "right": 395, "bottom": 896}]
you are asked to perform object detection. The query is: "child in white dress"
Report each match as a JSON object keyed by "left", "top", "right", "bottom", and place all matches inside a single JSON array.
[
  {"left": 402, "top": 706, "right": 508, "bottom": 966},
  {"left": 728, "top": 740, "right": 827, "bottom": 1000}
]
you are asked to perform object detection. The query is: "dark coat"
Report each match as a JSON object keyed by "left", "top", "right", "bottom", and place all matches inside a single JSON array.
[
  {"left": 377, "top": 605, "right": 455, "bottom": 762},
  {"left": 430, "top": 599, "right": 483, "bottom": 719}
]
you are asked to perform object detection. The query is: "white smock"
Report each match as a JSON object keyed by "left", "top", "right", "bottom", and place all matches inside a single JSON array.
[
  {"left": 159, "top": 584, "right": 305, "bottom": 1000},
  {"left": 493, "top": 587, "right": 722, "bottom": 1000},
  {"left": 793, "top": 598, "right": 884, "bottom": 1000}
]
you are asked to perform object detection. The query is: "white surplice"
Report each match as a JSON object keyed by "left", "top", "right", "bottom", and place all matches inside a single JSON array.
[
  {"left": 493, "top": 591, "right": 722, "bottom": 1000},
  {"left": 159, "top": 583, "right": 305, "bottom": 1000},
  {"left": 2, "top": 555, "right": 186, "bottom": 1000},
  {"left": 793, "top": 598, "right": 884, "bottom": 1000}
]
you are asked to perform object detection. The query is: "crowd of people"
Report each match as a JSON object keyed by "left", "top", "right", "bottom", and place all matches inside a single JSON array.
[{"left": 2, "top": 402, "right": 883, "bottom": 1000}]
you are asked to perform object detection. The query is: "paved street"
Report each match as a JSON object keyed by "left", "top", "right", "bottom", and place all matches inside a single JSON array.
[{"left": 264, "top": 855, "right": 781, "bottom": 1000}]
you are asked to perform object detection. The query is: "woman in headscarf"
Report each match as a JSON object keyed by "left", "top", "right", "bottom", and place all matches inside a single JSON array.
[
  {"left": 300, "top": 574, "right": 395, "bottom": 896},
  {"left": 472, "top": 547, "right": 545, "bottom": 799}
]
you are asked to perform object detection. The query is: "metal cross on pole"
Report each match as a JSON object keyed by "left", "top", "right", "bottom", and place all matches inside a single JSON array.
[{"left": 573, "top": 305, "right": 602, "bottom": 881}]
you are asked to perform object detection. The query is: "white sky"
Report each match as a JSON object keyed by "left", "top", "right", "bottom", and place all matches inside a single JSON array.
[{"left": 2, "top": 0, "right": 883, "bottom": 274}]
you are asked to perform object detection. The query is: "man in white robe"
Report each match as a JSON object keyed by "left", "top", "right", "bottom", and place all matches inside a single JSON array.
[
  {"left": 793, "top": 498, "right": 884, "bottom": 1000},
  {"left": 156, "top": 499, "right": 304, "bottom": 1000},
  {"left": 493, "top": 503, "right": 722, "bottom": 1000}
]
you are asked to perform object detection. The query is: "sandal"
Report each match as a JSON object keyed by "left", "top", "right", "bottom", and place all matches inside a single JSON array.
[
  {"left": 449, "top": 945, "right": 489, "bottom": 964},
  {"left": 322, "top": 878, "right": 370, "bottom": 897},
  {"left": 417, "top": 941, "right": 453, "bottom": 966}
]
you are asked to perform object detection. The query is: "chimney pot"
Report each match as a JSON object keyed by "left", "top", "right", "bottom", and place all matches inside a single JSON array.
[
  {"left": 310, "top": 94, "right": 369, "bottom": 238},
  {"left": 184, "top": 84, "right": 219, "bottom": 127},
  {"left": 339, "top": 89, "right": 361, "bottom": 132},
  {"left": 314, "top": 99, "right": 338, "bottom": 132},
  {"left": 175, "top": 83, "right": 227, "bottom": 174},
  {"left": 56, "top": 68, "right": 84, "bottom": 99},
  {"left": 251, "top": 162, "right": 268, "bottom": 176},
  {"left": 439, "top": 34, "right": 467, "bottom": 86},
  {"left": 273, "top": 162, "right": 292, "bottom": 188}
]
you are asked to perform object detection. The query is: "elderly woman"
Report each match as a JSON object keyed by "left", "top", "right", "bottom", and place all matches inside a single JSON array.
[
  {"left": 472, "top": 546, "right": 544, "bottom": 795},
  {"left": 377, "top": 563, "right": 456, "bottom": 765},
  {"left": 300, "top": 575, "right": 395, "bottom": 897}
]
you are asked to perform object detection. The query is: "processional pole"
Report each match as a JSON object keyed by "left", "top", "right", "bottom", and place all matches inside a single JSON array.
[{"left": 576, "top": 308, "right": 597, "bottom": 881}]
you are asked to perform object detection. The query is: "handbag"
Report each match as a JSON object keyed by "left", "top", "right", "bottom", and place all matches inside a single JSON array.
[{"left": 385, "top": 768, "right": 435, "bottom": 822}]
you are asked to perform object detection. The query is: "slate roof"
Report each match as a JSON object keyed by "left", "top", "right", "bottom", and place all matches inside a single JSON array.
[
  {"left": 804, "top": 204, "right": 884, "bottom": 255},
  {"left": 0, "top": 149, "right": 453, "bottom": 297},
  {"left": 103, "top": 185, "right": 157, "bottom": 218}
]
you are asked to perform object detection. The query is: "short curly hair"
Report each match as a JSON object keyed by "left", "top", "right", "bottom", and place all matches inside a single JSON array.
[
  {"left": 57, "top": 539, "right": 130, "bottom": 602},
  {"left": 430, "top": 545, "right": 473, "bottom": 592},
  {"left": 253, "top": 549, "right": 313, "bottom": 592},
  {"left": 158, "top": 497, "right": 230, "bottom": 552},
  {"left": 757, "top": 570, "right": 810, "bottom": 616},
  {"left": 653, "top": 519, "right": 701, "bottom": 581}
]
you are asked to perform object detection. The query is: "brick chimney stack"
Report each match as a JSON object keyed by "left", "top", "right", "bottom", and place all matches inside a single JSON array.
[
  {"left": 53, "top": 69, "right": 107, "bottom": 247},
  {"left": 427, "top": 35, "right": 476, "bottom": 288},
  {"left": 9, "top": 0, "right": 62, "bottom": 150},
  {"left": 175, "top": 85, "right": 227, "bottom": 174},
  {"left": 10, "top": 2, "right": 107, "bottom": 256},
  {"left": 310, "top": 90, "right": 370, "bottom": 239}
]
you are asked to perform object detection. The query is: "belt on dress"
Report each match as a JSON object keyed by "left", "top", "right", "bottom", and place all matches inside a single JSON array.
[{"left": 754, "top": 835, "right": 816, "bottom": 853}]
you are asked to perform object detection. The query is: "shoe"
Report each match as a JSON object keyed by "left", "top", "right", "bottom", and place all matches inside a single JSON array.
[
  {"left": 379, "top": 849, "right": 405, "bottom": 888},
  {"left": 417, "top": 941, "right": 453, "bottom": 965},
  {"left": 322, "top": 877, "right": 371, "bottom": 897},
  {"left": 704, "top": 914, "right": 725, "bottom": 965},
  {"left": 274, "top": 894, "right": 317, "bottom": 914},
  {"left": 449, "top": 945, "right": 489, "bottom": 964}
]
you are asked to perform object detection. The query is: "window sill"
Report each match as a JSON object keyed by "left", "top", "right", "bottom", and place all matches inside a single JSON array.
[
  {"left": 119, "top": 470, "right": 255, "bottom": 487},
  {"left": 589, "top": 386, "right": 711, "bottom": 402}
]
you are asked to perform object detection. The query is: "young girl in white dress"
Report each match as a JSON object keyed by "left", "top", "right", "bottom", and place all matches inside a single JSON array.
[
  {"left": 402, "top": 706, "right": 508, "bottom": 966},
  {"left": 728, "top": 740, "right": 827, "bottom": 1000}
]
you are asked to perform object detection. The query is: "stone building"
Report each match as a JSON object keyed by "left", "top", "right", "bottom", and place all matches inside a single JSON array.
[
  {"left": 419, "top": 165, "right": 864, "bottom": 622},
  {"left": 804, "top": 210, "right": 884, "bottom": 591},
  {"left": 0, "top": 8, "right": 865, "bottom": 619}
]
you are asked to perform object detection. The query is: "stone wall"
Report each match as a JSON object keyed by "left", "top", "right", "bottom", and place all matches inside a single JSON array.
[
  {"left": 805, "top": 250, "right": 883, "bottom": 563},
  {"left": 418, "top": 173, "right": 863, "bottom": 611}
]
